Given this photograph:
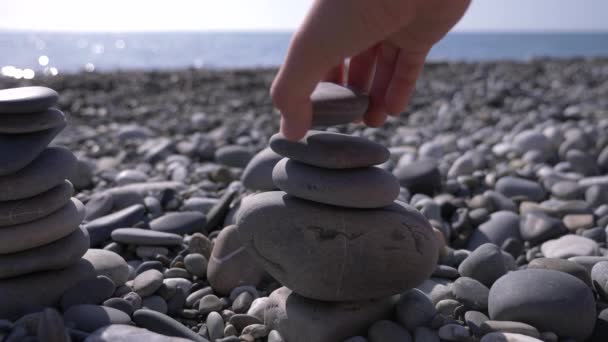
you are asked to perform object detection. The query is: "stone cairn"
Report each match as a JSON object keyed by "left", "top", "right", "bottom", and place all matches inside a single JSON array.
[
  {"left": 236, "top": 82, "right": 440, "bottom": 341},
  {"left": 0, "top": 86, "right": 90, "bottom": 319}
]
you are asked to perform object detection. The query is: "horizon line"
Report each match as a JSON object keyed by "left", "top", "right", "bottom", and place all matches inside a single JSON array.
[{"left": 1, "top": 28, "right": 608, "bottom": 34}]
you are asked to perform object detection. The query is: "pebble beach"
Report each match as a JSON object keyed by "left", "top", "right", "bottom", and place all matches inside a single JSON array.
[{"left": 1, "top": 57, "right": 608, "bottom": 341}]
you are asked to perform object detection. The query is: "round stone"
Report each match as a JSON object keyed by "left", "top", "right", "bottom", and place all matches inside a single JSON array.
[
  {"left": 237, "top": 191, "right": 438, "bottom": 301},
  {"left": 0, "top": 180, "right": 73, "bottom": 227},
  {"left": 0, "top": 108, "right": 66, "bottom": 134},
  {"left": 0, "top": 146, "right": 77, "bottom": 201},
  {"left": 0, "top": 198, "right": 84, "bottom": 254},
  {"left": 452, "top": 277, "right": 490, "bottom": 311},
  {"left": 467, "top": 211, "right": 521, "bottom": 250},
  {"left": 265, "top": 287, "right": 395, "bottom": 342},
  {"left": 63, "top": 304, "right": 131, "bottom": 333},
  {"left": 541, "top": 234, "right": 600, "bottom": 258},
  {"left": 82, "top": 249, "right": 130, "bottom": 286},
  {"left": 241, "top": 147, "right": 282, "bottom": 191},
  {"left": 269, "top": 130, "right": 389, "bottom": 169},
  {"left": 133, "top": 270, "right": 164, "bottom": 297},
  {"left": 184, "top": 253, "right": 207, "bottom": 278},
  {"left": 393, "top": 158, "right": 441, "bottom": 196},
  {"left": 111, "top": 228, "right": 183, "bottom": 246},
  {"left": 149, "top": 211, "right": 206, "bottom": 235},
  {"left": 0, "top": 226, "right": 89, "bottom": 279},
  {"left": 519, "top": 211, "right": 566, "bottom": 244},
  {"left": 591, "top": 261, "right": 608, "bottom": 299},
  {"left": 272, "top": 158, "right": 399, "bottom": 208},
  {"left": 488, "top": 269, "right": 596, "bottom": 341},
  {"left": 0, "top": 86, "right": 58, "bottom": 113},
  {"left": 395, "top": 288, "right": 436, "bottom": 331},
  {"left": 309, "top": 82, "right": 369, "bottom": 126},
  {"left": 458, "top": 243, "right": 510, "bottom": 287},
  {"left": 207, "top": 225, "right": 266, "bottom": 295}
]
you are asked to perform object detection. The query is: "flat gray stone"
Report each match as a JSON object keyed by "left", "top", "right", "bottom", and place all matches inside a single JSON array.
[
  {"left": 541, "top": 234, "right": 600, "bottom": 258},
  {"left": 237, "top": 191, "right": 438, "bottom": 301},
  {"left": 467, "top": 211, "right": 521, "bottom": 250},
  {"left": 111, "top": 228, "right": 183, "bottom": 246},
  {"left": 85, "top": 324, "right": 192, "bottom": 342},
  {"left": 150, "top": 211, "right": 206, "bottom": 235},
  {"left": 215, "top": 145, "right": 253, "bottom": 168},
  {"left": 0, "top": 123, "right": 66, "bottom": 176},
  {"left": 480, "top": 332, "right": 543, "bottom": 342},
  {"left": 0, "top": 107, "right": 66, "bottom": 134},
  {"left": 84, "top": 192, "right": 115, "bottom": 221},
  {"left": 133, "top": 309, "right": 209, "bottom": 342},
  {"left": 495, "top": 176, "right": 545, "bottom": 202},
  {"left": 489, "top": 269, "right": 596, "bottom": 341},
  {"left": 61, "top": 276, "right": 116, "bottom": 311},
  {"left": 0, "top": 226, "right": 89, "bottom": 279},
  {"left": 265, "top": 287, "right": 395, "bottom": 342},
  {"left": 269, "top": 130, "right": 389, "bottom": 169},
  {"left": 310, "top": 82, "right": 369, "bottom": 126},
  {"left": 241, "top": 147, "right": 282, "bottom": 191},
  {"left": 528, "top": 257, "right": 592, "bottom": 286},
  {"left": 83, "top": 249, "right": 130, "bottom": 286},
  {"left": 0, "top": 258, "right": 98, "bottom": 319},
  {"left": 0, "top": 146, "right": 77, "bottom": 201},
  {"left": 0, "top": 180, "right": 73, "bottom": 227},
  {"left": 0, "top": 86, "right": 58, "bottom": 113},
  {"left": 0, "top": 198, "right": 84, "bottom": 254},
  {"left": 452, "top": 277, "right": 490, "bottom": 311},
  {"left": 207, "top": 225, "right": 266, "bottom": 295},
  {"left": 272, "top": 158, "right": 399, "bottom": 208},
  {"left": 84, "top": 204, "right": 146, "bottom": 246},
  {"left": 64, "top": 305, "right": 132, "bottom": 333}
]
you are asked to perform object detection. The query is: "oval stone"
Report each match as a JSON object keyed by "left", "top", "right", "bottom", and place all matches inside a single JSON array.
[
  {"left": 237, "top": 191, "right": 438, "bottom": 301},
  {"left": 241, "top": 147, "right": 282, "bottom": 191},
  {"left": 310, "top": 82, "right": 369, "bottom": 126},
  {"left": 111, "top": 228, "right": 183, "bottom": 246},
  {"left": 489, "top": 269, "right": 596, "bottom": 341},
  {"left": 0, "top": 226, "right": 89, "bottom": 279},
  {"left": 86, "top": 324, "right": 192, "bottom": 342},
  {"left": 0, "top": 198, "right": 84, "bottom": 254},
  {"left": 467, "top": 211, "right": 521, "bottom": 250},
  {"left": 0, "top": 108, "right": 66, "bottom": 134},
  {"left": 269, "top": 130, "right": 389, "bottom": 169},
  {"left": 0, "top": 86, "right": 58, "bottom": 113},
  {"left": 207, "top": 225, "right": 266, "bottom": 295},
  {"left": 272, "top": 158, "right": 399, "bottom": 208},
  {"left": 0, "top": 146, "right": 77, "bottom": 201},
  {"left": 0, "top": 124, "right": 66, "bottom": 176},
  {"left": 0, "top": 180, "right": 73, "bottom": 227},
  {"left": 64, "top": 305, "right": 132, "bottom": 333},
  {"left": 83, "top": 249, "right": 130, "bottom": 286},
  {"left": 84, "top": 204, "right": 146, "bottom": 247}
]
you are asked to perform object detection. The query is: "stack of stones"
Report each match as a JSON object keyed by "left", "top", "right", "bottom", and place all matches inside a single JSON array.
[
  {"left": 0, "top": 86, "right": 89, "bottom": 318},
  {"left": 236, "top": 82, "right": 439, "bottom": 341}
]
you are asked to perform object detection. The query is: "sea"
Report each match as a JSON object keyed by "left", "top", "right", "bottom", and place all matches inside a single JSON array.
[{"left": 1, "top": 31, "right": 608, "bottom": 79}]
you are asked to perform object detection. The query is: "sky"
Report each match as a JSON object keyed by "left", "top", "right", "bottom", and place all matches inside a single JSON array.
[{"left": 0, "top": 0, "right": 607, "bottom": 32}]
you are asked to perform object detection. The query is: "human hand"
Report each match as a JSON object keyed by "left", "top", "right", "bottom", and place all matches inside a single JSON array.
[{"left": 271, "top": 0, "right": 470, "bottom": 140}]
